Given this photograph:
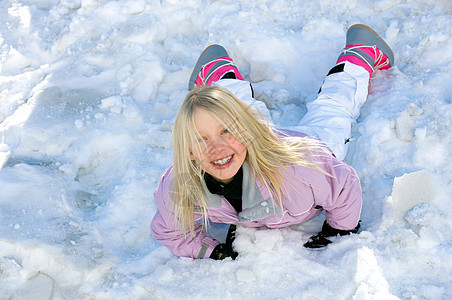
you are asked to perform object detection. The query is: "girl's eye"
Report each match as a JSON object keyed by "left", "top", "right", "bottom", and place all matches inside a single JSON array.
[{"left": 222, "top": 129, "right": 229, "bottom": 134}]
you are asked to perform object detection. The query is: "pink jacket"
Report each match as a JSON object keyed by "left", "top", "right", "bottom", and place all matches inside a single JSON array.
[{"left": 151, "top": 131, "right": 362, "bottom": 259}]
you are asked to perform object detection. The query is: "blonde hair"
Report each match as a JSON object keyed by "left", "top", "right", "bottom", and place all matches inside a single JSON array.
[{"left": 172, "top": 85, "right": 329, "bottom": 236}]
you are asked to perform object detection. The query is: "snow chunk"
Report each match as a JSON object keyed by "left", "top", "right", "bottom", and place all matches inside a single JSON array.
[
  {"left": 406, "top": 103, "right": 424, "bottom": 117},
  {"left": 395, "top": 111, "right": 414, "bottom": 142},
  {"left": 395, "top": 104, "right": 424, "bottom": 142},
  {"left": 391, "top": 170, "right": 437, "bottom": 223},
  {"left": 100, "top": 96, "right": 124, "bottom": 114},
  {"left": 74, "top": 119, "right": 84, "bottom": 129}
]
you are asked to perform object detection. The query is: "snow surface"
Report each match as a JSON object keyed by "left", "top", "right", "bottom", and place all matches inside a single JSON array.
[{"left": 1, "top": 0, "right": 451, "bottom": 299}]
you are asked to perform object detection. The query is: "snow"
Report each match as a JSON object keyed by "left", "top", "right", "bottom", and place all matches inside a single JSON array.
[
  {"left": 0, "top": 0, "right": 451, "bottom": 299},
  {"left": 391, "top": 170, "right": 437, "bottom": 222}
]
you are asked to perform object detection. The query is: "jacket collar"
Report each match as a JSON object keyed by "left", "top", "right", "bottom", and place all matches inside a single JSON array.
[{"left": 201, "top": 161, "right": 280, "bottom": 222}]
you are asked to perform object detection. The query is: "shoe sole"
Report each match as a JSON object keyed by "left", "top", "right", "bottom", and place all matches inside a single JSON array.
[
  {"left": 346, "top": 24, "right": 395, "bottom": 66},
  {"left": 188, "top": 44, "right": 229, "bottom": 91}
]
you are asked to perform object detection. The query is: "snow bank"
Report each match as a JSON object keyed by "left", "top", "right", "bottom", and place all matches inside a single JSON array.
[{"left": 1, "top": 0, "right": 451, "bottom": 299}]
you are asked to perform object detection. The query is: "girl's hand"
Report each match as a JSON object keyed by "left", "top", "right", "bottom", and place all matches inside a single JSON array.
[
  {"left": 303, "top": 233, "right": 333, "bottom": 248},
  {"left": 303, "top": 221, "right": 360, "bottom": 249},
  {"left": 210, "top": 224, "right": 238, "bottom": 260},
  {"left": 210, "top": 243, "right": 238, "bottom": 260}
]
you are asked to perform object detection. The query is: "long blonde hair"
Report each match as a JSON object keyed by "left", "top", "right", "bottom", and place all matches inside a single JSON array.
[{"left": 172, "top": 85, "right": 328, "bottom": 236}]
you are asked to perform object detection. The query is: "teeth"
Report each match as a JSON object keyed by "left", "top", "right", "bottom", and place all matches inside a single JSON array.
[{"left": 213, "top": 155, "right": 232, "bottom": 165}]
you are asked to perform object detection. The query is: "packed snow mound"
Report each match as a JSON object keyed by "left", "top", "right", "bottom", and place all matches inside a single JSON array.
[{"left": 1, "top": 0, "right": 451, "bottom": 299}]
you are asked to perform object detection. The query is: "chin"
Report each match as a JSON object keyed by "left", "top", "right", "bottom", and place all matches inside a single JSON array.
[{"left": 210, "top": 167, "right": 239, "bottom": 183}]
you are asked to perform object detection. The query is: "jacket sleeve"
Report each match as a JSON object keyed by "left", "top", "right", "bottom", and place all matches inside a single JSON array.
[
  {"left": 288, "top": 149, "right": 362, "bottom": 231},
  {"left": 150, "top": 167, "right": 219, "bottom": 258},
  {"left": 312, "top": 153, "right": 362, "bottom": 231}
]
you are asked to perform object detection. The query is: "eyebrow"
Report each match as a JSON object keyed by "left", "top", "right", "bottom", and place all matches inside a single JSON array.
[{"left": 197, "top": 123, "right": 225, "bottom": 135}]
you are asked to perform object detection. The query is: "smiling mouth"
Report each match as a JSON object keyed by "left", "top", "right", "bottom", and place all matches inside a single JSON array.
[{"left": 212, "top": 155, "right": 233, "bottom": 165}]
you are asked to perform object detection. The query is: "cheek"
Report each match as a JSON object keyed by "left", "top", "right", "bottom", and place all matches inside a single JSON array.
[
  {"left": 190, "top": 146, "right": 207, "bottom": 164},
  {"left": 229, "top": 137, "right": 247, "bottom": 154},
  {"left": 237, "top": 144, "right": 247, "bottom": 158}
]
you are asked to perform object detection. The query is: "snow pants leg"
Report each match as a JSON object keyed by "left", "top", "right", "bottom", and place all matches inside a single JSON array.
[
  {"left": 294, "top": 62, "right": 370, "bottom": 160},
  {"left": 213, "top": 79, "right": 272, "bottom": 121}
]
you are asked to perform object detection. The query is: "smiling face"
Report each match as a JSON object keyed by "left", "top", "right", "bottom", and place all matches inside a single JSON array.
[{"left": 190, "top": 107, "right": 247, "bottom": 184}]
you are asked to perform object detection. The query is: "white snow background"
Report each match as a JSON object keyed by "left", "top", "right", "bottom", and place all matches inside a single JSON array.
[{"left": 1, "top": 0, "right": 451, "bottom": 299}]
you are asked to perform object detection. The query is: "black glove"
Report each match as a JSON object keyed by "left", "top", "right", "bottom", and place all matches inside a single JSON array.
[
  {"left": 304, "top": 221, "right": 360, "bottom": 249},
  {"left": 210, "top": 224, "right": 238, "bottom": 260},
  {"left": 210, "top": 243, "right": 238, "bottom": 260}
]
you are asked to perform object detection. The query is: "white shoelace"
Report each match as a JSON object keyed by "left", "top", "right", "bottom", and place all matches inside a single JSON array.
[
  {"left": 340, "top": 45, "right": 389, "bottom": 70},
  {"left": 199, "top": 58, "right": 235, "bottom": 85}
]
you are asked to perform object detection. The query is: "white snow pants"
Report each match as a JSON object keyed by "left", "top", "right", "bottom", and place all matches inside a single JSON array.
[{"left": 213, "top": 61, "right": 371, "bottom": 160}]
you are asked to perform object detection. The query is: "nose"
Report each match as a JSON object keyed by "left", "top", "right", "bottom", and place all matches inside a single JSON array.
[{"left": 207, "top": 136, "right": 226, "bottom": 155}]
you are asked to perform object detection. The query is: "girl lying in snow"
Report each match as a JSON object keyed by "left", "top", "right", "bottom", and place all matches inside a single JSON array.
[{"left": 151, "top": 24, "right": 394, "bottom": 259}]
